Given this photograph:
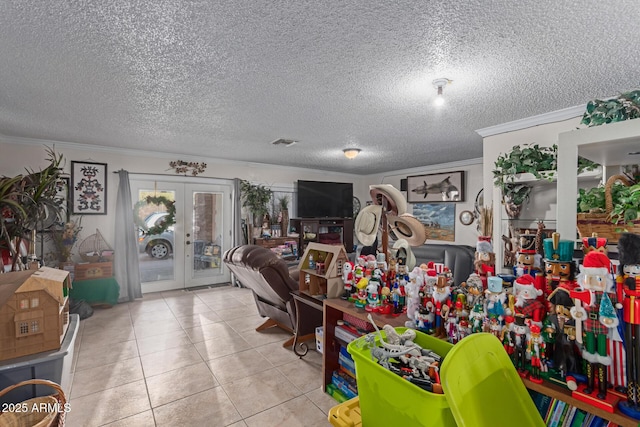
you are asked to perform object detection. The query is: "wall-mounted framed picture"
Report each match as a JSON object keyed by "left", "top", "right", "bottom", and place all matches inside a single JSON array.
[
  {"left": 71, "top": 161, "right": 107, "bottom": 215},
  {"left": 412, "top": 203, "right": 455, "bottom": 242},
  {"left": 406, "top": 170, "right": 465, "bottom": 203}
]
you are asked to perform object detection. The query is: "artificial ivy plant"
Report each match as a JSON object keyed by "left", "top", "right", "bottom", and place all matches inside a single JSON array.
[{"left": 581, "top": 89, "right": 640, "bottom": 127}]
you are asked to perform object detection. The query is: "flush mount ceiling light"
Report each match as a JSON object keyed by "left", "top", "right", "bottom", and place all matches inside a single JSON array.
[
  {"left": 432, "top": 78, "right": 451, "bottom": 106},
  {"left": 343, "top": 148, "right": 361, "bottom": 159}
]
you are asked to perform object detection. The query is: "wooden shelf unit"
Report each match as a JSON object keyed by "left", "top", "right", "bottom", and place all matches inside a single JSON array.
[
  {"left": 322, "top": 298, "right": 640, "bottom": 426},
  {"left": 289, "top": 217, "right": 354, "bottom": 254}
]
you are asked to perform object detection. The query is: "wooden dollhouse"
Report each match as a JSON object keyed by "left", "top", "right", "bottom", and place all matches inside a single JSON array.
[
  {"left": 298, "top": 242, "right": 349, "bottom": 298},
  {"left": 0, "top": 267, "right": 71, "bottom": 361}
]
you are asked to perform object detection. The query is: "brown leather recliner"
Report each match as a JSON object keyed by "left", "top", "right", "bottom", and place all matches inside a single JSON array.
[{"left": 223, "top": 245, "right": 299, "bottom": 347}]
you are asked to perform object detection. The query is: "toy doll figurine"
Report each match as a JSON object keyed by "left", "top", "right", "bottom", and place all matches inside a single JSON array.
[
  {"left": 570, "top": 251, "right": 621, "bottom": 399},
  {"left": 515, "top": 233, "right": 542, "bottom": 277},
  {"left": 354, "top": 277, "right": 369, "bottom": 309},
  {"left": 502, "top": 315, "right": 515, "bottom": 357},
  {"left": 511, "top": 315, "right": 530, "bottom": 374},
  {"left": 527, "top": 322, "right": 547, "bottom": 383},
  {"left": 431, "top": 274, "right": 452, "bottom": 338},
  {"left": 513, "top": 274, "right": 545, "bottom": 325},
  {"left": 543, "top": 232, "right": 577, "bottom": 298},
  {"left": 485, "top": 276, "right": 508, "bottom": 322},
  {"left": 474, "top": 240, "right": 495, "bottom": 288},
  {"left": 341, "top": 261, "right": 355, "bottom": 300},
  {"left": 616, "top": 233, "right": 640, "bottom": 418},
  {"left": 391, "top": 282, "right": 406, "bottom": 315},
  {"left": 365, "top": 280, "right": 380, "bottom": 312}
]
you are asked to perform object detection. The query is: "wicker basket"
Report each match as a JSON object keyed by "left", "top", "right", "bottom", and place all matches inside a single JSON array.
[
  {"left": 577, "top": 174, "right": 640, "bottom": 243},
  {"left": 0, "top": 379, "right": 66, "bottom": 427}
]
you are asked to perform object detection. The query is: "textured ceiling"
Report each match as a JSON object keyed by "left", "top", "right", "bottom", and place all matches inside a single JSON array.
[{"left": 0, "top": 1, "right": 638, "bottom": 175}]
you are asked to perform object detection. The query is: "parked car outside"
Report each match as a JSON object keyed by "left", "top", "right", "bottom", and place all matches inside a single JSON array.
[{"left": 139, "top": 212, "right": 174, "bottom": 259}]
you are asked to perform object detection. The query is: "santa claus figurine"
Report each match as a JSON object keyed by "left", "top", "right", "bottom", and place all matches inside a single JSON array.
[
  {"left": 341, "top": 261, "right": 355, "bottom": 300},
  {"left": 513, "top": 274, "right": 545, "bottom": 325}
]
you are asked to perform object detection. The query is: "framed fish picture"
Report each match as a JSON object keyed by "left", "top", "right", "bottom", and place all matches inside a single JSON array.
[{"left": 407, "top": 171, "right": 465, "bottom": 203}]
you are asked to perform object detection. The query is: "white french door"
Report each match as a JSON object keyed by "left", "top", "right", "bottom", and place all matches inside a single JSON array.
[{"left": 130, "top": 176, "right": 234, "bottom": 293}]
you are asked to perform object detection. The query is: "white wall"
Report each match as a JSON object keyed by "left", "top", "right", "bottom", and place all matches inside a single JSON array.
[
  {"left": 364, "top": 158, "right": 483, "bottom": 247},
  {"left": 0, "top": 137, "right": 360, "bottom": 258}
]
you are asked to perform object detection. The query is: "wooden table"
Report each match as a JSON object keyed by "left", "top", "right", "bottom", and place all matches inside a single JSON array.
[{"left": 290, "top": 290, "right": 324, "bottom": 357}]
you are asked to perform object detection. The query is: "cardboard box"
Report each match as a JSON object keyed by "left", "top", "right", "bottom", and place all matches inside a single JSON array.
[{"left": 74, "top": 262, "right": 113, "bottom": 281}]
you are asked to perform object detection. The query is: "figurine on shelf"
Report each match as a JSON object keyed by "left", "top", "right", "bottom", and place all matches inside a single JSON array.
[
  {"left": 546, "top": 287, "right": 580, "bottom": 390},
  {"left": 511, "top": 315, "right": 530, "bottom": 374},
  {"left": 341, "top": 260, "right": 355, "bottom": 300},
  {"left": 354, "top": 277, "right": 369, "bottom": 309},
  {"left": 502, "top": 315, "right": 516, "bottom": 358},
  {"left": 513, "top": 274, "right": 545, "bottom": 326},
  {"left": 431, "top": 274, "right": 452, "bottom": 338},
  {"left": 514, "top": 233, "right": 542, "bottom": 277},
  {"left": 391, "top": 282, "right": 406, "bottom": 315},
  {"left": 485, "top": 276, "right": 508, "bottom": 323},
  {"left": 405, "top": 268, "right": 423, "bottom": 328},
  {"left": 527, "top": 322, "right": 547, "bottom": 383},
  {"left": 570, "top": 251, "right": 621, "bottom": 399},
  {"left": 365, "top": 280, "right": 380, "bottom": 312},
  {"left": 474, "top": 239, "right": 495, "bottom": 288},
  {"left": 543, "top": 232, "right": 577, "bottom": 303},
  {"left": 616, "top": 233, "right": 640, "bottom": 417}
]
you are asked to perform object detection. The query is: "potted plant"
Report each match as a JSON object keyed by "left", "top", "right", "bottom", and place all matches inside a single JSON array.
[
  {"left": 581, "top": 89, "right": 640, "bottom": 127},
  {"left": 493, "top": 143, "right": 599, "bottom": 219},
  {"left": 240, "top": 180, "right": 273, "bottom": 237}
]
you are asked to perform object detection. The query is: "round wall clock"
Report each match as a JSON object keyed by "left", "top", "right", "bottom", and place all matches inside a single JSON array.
[
  {"left": 459, "top": 210, "right": 475, "bottom": 226},
  {"left": 353, "top": 196, "right": 361, "bottom": 217}
]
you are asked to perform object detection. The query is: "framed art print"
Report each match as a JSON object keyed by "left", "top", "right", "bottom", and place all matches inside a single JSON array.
[
  {"left": 412, "top": 203, "right": 455, "bottom": 242},
  {"left": 71, "top": 161, "right": 107, "bottom": 214},
  {"left": 407, "top": 170, "right": 465, "bottom": 203}
]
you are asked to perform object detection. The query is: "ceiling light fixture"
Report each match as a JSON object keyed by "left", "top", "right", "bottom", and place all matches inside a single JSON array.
[
  {"left": 432, "top": 78, "right": 450, "bottom": 106},
  {"left": 343, "top": 148, "right": 361, "bottom": 159}
]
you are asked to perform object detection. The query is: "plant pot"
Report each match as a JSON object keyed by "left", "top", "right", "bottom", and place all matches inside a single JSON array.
[
  {"left": 281, "top": 209, "right": 289, "bottom": 237},
  {"left": 504, "top": 200, "right": 523, "bottom": 219}
]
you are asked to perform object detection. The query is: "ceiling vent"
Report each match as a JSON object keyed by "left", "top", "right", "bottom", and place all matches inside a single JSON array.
[{"left": 271, "top": 138, "right": 298, "bottom": 147}]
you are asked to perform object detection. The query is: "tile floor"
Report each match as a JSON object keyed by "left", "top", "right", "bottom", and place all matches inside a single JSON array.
[{"left": 67, "top": 284, "right": 337, "bottom": 426}]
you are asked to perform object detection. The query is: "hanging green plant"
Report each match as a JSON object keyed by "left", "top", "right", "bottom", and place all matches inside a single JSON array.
[
  {"left": 134, "top": 196, "right": 176, "bottom": 235},
  {"left": 581, "top": 89, "right": 640, "bottom": 127}
]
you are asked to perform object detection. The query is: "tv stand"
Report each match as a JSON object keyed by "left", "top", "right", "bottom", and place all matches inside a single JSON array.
[{"left": 289, "top": 218, "right": 354, "bottom": 253}]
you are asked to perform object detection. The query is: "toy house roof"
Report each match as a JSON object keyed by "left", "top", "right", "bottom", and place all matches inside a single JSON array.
[{"left": 0, "top": 267, "right": 69, "bottom": 307}]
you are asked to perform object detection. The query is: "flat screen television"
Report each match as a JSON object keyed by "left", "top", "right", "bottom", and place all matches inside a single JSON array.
[{"left": 296, "top": 180, "right": 353, "bottom": 218}]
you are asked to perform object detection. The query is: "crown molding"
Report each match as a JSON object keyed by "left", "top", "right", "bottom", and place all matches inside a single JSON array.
[
  {"left": 0, "top": 134, "right": 361, "bottom": 178},
  {"left": 475, "top": 104, "right": 586, "bottom": 138},
  {"left": 368, "top": 157, "right": 483, "bottom": 182}
]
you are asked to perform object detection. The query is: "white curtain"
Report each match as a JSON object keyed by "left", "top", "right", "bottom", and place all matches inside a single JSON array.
[{"left": 114, "top": 170, "right": 142, "bottom": 301}]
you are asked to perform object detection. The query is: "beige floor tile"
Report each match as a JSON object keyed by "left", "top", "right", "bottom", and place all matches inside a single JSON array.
[
  {"left": 206, "top": 348, "right": 274, "bottom": 384},
  {"left": 202, "top": 296, "right": 246, "bottom": 311},
  {"left": 76, "top": 339, "right": 139, "bottom": 371},
  {"left": 193, "top": 333, "right": 252, "bottom": 361},
  {"left": 65, "top": 380, "right": 150, "bottom": 427},
  {"left": 168, "top": 302, "right": 212, "bottom": 317},
  {"left": 244, "top": 395, "right": 329, "bottom": 427},
  {"left": 136, "top": 329, "right": 193, "bottom": 356},
  {"left": 79, "top": 324, "right": 136, "bottom": 346},
  {"left": 133, "top": 317, "right": 183, "bottom": 338},
  {"left": 217, "top": 305, "right": 260, "bottom": 322},
  {"left": 140, "top": 343, "right": 203, "bottom": 377},
  {"left": 277, "top": 358, "right": 323, "bottom": 394},
  {"left": 227, "top": 422, "right": 248, "bottom": 427},
  {"left": 238, "top": 326, "right": 293, "bottom": 347},
  {"left": 254, "top": 341, "right": 301, "bottom": 367},
  {"left": 146, "top": 362, "right": 219, "bottom": 408},
  {"left": 129, "top": 299, "right": 170, "bottom": 313},
  {"left": 153, "top": 387, "right": 242, "bottom": 427},
  {"left": 71, "top": 357, "right": 144, "bottom": 399},
  {"left": 222, "top": 368, "right": 302, "bottom": 418},
  {"left": 305, "top": 387, "right": 338, "bottom": 415},
  {"left": 82, "top": 317, "right": 133, "bottom": 336},
  {"left": 224, "top": 313, "right": 269, "bottom": 333},
  {"left": 130, "top": 308, "right": 176, "bottom": 323},
  {"left": 175, "top": 310, "right": 223, "bottom": 329},
  {"left": 183, "top": 320, "right": 240, "bottom": 343},
  {"left": 100, "top": 410, "right": 156, "bottom": 427}
]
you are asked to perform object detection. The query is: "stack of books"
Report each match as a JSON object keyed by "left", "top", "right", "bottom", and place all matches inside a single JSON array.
[{"left": 530, "top": 391, "right": 618, "bottom": 427}]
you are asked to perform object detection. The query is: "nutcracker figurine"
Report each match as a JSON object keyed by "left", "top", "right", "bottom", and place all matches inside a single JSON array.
[
  {"left": 515, "top": 233, "right": 542, "bottom": 277},
  {"left": 570, "top": 251, "right": 621, "bottom": 400},
  {"left": 513, "top": 274, "right": 545, "bottom": 325},
  {"left": 543, "top": 232, "right": 577, "bottom": 298},
  {"left": 616, "top": 233, "right": 640, "bottom": 419},
  {"left": 474, "top": 239, "right": 495, "bottom": 288},
  {"left": 431, "top": 274, "right": 452, "bottom": 338},
  {"left": 511, "top": 315, "right": 530, "bottom": 373},
  {"left": 527, "top": 322, "right": 547, "bottom": 383}
]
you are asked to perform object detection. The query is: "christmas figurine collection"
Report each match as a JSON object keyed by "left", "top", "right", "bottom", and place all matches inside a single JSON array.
[{"left": 346, "top": 232, "right": 640, "bottom": 418}]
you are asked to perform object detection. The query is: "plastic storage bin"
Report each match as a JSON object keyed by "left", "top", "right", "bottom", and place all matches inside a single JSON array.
[
  {"left": 348, "top": 327, "right": 455, "bottom": 427},
  {"left": 0, "top": 314, "right": 79, "bottom": 405},
  {"left": 348, "top": 329, "right": 544, "bottom": 427}
]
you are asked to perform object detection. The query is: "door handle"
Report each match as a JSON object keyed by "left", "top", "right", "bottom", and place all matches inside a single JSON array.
[{"left": 186, "top": 241, "right": 191, "bottom": 245}]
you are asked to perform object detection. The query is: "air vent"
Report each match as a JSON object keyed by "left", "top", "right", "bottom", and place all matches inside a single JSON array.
[{"left": 271, "top": 138, "right": 298, "bottom": 147}]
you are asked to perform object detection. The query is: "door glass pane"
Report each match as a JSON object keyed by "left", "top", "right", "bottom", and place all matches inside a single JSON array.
[
  {"left": 191, "top": 191, "right": 223, "bottom": 278},
  {"left": 135, "top": 189, "right": 176, "bottom": 283}
]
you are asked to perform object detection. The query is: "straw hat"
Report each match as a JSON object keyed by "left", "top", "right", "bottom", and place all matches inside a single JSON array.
[
  {"left": 392, "top": 239, "right": 416, "bottom": 270},
  {"left": 387, "top": 213, "right": 427, "bottom": 247},
  {"left": 354, "top": 204, "right": 383, "bottom": 246},
  {"left": 369, "top": 184, "right": 406, "bottom": 215}
]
